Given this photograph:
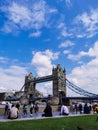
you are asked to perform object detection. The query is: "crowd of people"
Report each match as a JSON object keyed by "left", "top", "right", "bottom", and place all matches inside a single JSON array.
[
  {"left": 4, "top": 101, "right": 39, "bottom": 119},
  {"left": 3, "top": 101, "right": 97, "bottom": 120},
  {"left": 70, "top": 102, "right": 92, "bottom": 114}
]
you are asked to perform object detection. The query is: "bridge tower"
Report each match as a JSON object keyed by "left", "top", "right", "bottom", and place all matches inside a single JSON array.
[
  {"left": 52, "top": 64, "right": 66, "bottom": 97},
  {"left": 24, "top": 72, "right": 36, "bottom": 97},
  {"left": 24, "top": 72, "right": 43, "bottom": 99}
]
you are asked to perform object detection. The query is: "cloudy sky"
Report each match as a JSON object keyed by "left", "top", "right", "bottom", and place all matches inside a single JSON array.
[{"left": 0, "top": 0, "right": 98, "bottom": 96}]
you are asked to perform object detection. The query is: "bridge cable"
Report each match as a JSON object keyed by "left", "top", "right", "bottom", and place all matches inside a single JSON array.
[{"left": 59, "top": 76, "right": 98, "bottom": 97}]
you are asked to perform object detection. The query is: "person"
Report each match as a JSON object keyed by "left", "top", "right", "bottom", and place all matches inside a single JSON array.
[
  {"left": 78, "top": 104, "right": 82, "bottom": 114},
  {"left": 34, "top": 103, "right": 39, "bottom": 113},
  {"left": 42, "top": 102, "right": 53, "bottom": 117},
  {"left": 23, "top": 104, "right": 28, "bottom": 116},
  {"left": 74, "top": 104, "right": 78, "bottom": 114},
  {"left": 8, "top": 101, "right": 12, "bottom": 115},
  {"left": 8, "top": 104, "right": 19, "bottom": 119},
  {"left": 60, "top": 104, "right": 69, "bottom": 115},
  {"left": 16, "top": 102, "right": 20, "bottom": 110},
  {"left": 84, "top": 103, "right": 90, "bottom": 114},
  {"left": 4, "top": 102, "right": 9, "bottom": 115},
  {"left": 30, "top": 102, "right": 34, "bottom": 116}
]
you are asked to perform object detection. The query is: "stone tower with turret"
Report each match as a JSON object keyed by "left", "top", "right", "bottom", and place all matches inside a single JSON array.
[
  {"left": 52, "top": 64, "right": 66, "bottom": 97},
  {"left": 24, "top": 72, "right": 36, "bottom": 96}
]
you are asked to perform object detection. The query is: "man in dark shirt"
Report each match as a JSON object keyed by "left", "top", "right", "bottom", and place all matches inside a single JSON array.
[{"left": 42, "top": 103, "right": 52, "bottom": 117}]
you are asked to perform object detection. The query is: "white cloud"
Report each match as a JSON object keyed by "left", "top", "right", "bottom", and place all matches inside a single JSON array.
[
  {"left": 67, "top": 41, "right": 98, "bottom": 95},
  {"left": 5, "top": 1, "right": 45, "bottom": 30},
  {"left": 74, "top": 8, "right": 98, "bottom": 38},
  {"left": 0, "top": 86, "right": 7, "bottom": 92},
  {"left": 31, "top": 50, "right": 59, "bottom": 76},
  {"left": 58, "top": 8, "right": 98, "bottom": 39},
  {"left": 8, "top": 3, "right": 31, "bottom": 25},
  {"left": 67, "top": 41, "right": 98, "bottom": 61},
  {"left": 57, "top": 22, "right": 65, "bottom": 29},
  {"left": 37, "top": 82, "right": 52, "bottom": 96},
  {"left": 5, "top": 66, "right": 27, "bottom": 76},
  {"left": 65, "top": 0, "right": 72, "bottom": 8},
  {"left": 63, "top": 50, "right": 71, "bottom": 54},
  {"left": 68, "top": 59, "right": 98, "bottom": 94},
  {"left": 82, "top": 41, "right": 98, "bottom": 57},
  {"left": 0, "top": 54, "right": 53, "bottom": 95},
  {"left": 61, "top": 26, "right": 72, "bottom": 37},
  {"left": 29, "top": 31, "right": 41, "bottom": 37},
  {"left": 1, "top": 21, "right": 19, "bottom": 34},
  {"left": 1, "top": 0, "right": 58, "bottom": 34},
  {"left": 0, "top": 57, "right": 9, "bottom": 63},
  {"left": 57, "top": 22, "right": 72, "bottom": 38},
  {"left": 0, "top": 65, "right": 28, "bottom": 92},
  {"left": 59, "top": 40, "right": 75, "bottom": 48},
  {"left": 67, "top": 54, "right": 80, "bottom": 61},
  {"left": 49, "top": 8, "right": 58, "bottom": 13},
  {"left": 31, "top": 49, "right": 59, "bottom": 96}
]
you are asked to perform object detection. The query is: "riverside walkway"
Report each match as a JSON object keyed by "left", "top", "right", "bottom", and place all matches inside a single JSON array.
[
  {"left": 0, "top": 111, "right": 94, "bottom": 122},
  {"left": 0, "top": 111, "right": 60, "bottom": 122}
]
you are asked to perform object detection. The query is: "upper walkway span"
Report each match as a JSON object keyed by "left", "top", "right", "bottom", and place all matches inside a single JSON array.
[{"left": 30, "top": 75, "right": 53, "bottom": 83}]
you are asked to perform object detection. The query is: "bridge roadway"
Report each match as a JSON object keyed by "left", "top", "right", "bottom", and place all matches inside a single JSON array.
[{"left": 0, "top": 110, "right": 94, "bottom": 122}]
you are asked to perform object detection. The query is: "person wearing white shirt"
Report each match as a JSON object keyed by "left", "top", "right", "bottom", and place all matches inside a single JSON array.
[
  {"left": 60, "top": 104, "right": 69, "bottom": 115},
  {"left": 8, "top": 104, "right": 19, "bottom": 119}
]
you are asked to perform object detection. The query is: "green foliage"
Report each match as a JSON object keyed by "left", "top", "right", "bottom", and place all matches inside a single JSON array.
[{"left": 0, "top": 115, "right": 98, "bottom": 130}]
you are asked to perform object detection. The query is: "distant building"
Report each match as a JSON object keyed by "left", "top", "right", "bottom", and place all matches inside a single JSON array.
[{"left": 0, "top": 92, "right": 14, "bottom": 101}]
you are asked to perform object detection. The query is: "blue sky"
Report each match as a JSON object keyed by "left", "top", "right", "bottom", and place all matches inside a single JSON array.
[{"left": 0, "top": 0, "right": 98, "bottom": 96}]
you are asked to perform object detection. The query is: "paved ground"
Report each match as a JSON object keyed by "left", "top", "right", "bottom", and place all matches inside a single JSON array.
[
  {"left": 0, "top": 111, "right": 94, "bottom": 122},
  {"left": 0, "top": 111, "right": 60, "bottom": 121}
]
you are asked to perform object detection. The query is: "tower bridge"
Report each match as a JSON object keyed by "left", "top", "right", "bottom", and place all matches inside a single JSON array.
[
  {"left": 21, "top": 64, "right": 66, "bottom": 99},
  {"left": 18, "top": 64, "right": 98, "bottom": 104}
]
